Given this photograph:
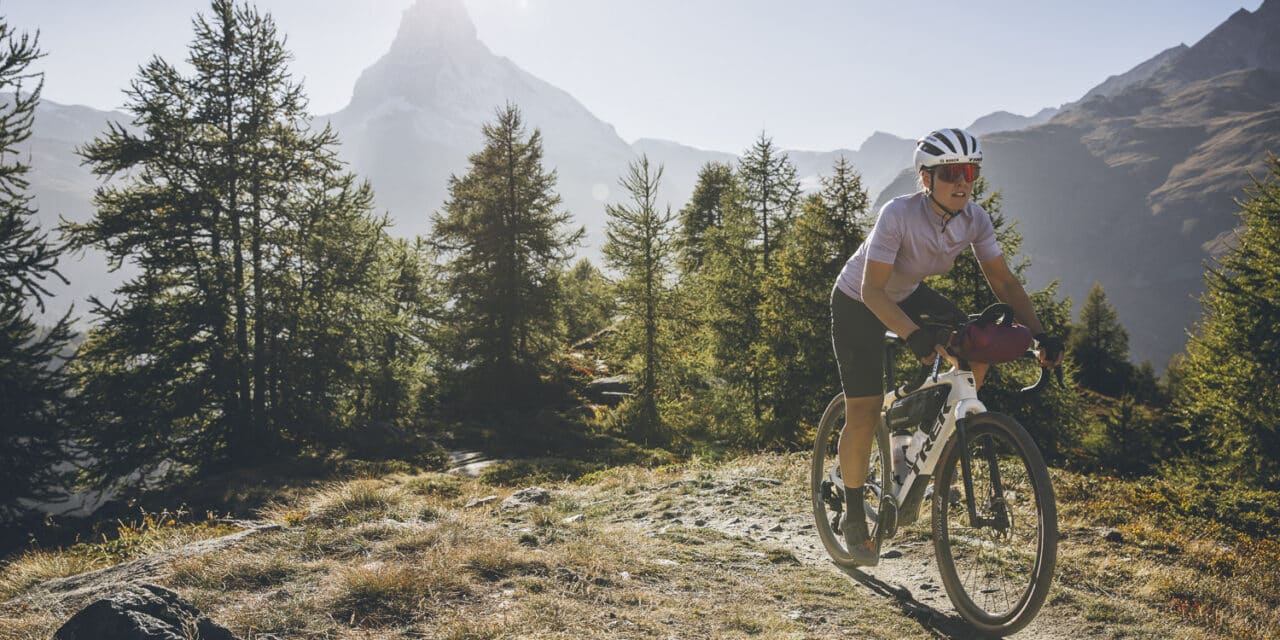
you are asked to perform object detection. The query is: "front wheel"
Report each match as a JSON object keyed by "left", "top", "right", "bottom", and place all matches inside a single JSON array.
[
  {"left": 932, "top": 412, "right": 1057, "bottom": 636},
  {"left": 811, "top": 393, "right": 892, "bottom": 564}
]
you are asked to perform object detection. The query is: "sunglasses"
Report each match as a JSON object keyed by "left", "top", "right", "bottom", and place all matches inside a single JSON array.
[{"left": 932, "top": 163, "right": 980, "bottom": 183}]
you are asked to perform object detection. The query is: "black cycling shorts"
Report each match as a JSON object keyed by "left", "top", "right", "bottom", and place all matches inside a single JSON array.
[{"left": 830, "top": 284, "right": 965, "bottom": 399}]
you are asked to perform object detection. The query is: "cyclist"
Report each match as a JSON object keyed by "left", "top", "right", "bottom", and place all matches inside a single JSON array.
[{"left": 829, "top": 127, "right": 1064, "bottom": 565}]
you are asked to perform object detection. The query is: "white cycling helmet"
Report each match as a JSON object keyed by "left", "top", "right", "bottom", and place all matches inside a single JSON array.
[{"left": 913, "top": 128, "right": 983, "bottom": 171}]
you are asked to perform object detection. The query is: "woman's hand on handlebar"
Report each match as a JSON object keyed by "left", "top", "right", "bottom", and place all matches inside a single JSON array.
[
  {"left": 906, "top": 326, "right": 951, "bottom": 364},
  {"left": 1034, "top": 332, "right": 1065, "bottom": 369}
]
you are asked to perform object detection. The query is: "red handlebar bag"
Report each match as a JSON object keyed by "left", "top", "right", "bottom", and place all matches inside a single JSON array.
[{"left": 949, "top": 303, "right": 1033, "bottom": 364}]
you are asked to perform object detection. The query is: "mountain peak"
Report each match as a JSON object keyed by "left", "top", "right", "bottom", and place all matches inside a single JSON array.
[
  {"left": 388, "top": 0, "right": 483, "bottom": 58},
  {"left": 342, "top": 0, "right": 490, "bottom": 112}
]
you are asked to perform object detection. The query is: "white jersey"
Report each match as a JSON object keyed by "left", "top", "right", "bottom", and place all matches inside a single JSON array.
[{"left": 835, "top": 192, "right": 1002, "bottom": 302}]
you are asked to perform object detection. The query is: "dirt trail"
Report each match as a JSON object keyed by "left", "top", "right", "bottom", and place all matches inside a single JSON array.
[{"left": 604, "top": 464, "right": 1193, "bottom": 640}]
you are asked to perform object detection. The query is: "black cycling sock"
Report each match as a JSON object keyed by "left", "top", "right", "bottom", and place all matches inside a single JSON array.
[{"left": 845, "top": 487, "right": 869, "bottom": 538}]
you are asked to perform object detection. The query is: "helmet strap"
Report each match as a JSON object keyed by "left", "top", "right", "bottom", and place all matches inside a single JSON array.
[{"left": 924, "top": 169, "right": 961, "bottom": 224}]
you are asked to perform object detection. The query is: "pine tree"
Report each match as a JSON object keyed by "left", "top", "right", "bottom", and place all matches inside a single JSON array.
[
  {"left": 758, "top": 158, "right": 872, "bottom": 445},
  {"left": 64, "top": 0, "right": 405, "bottom": 483},
  {"left": 560, "top": 258, "right": 615, "bottom": 345},
  {"left": 1068, "top": 282, "right": 1132, "bottom": 396},
  {"left": 1174, "top": 154, "right": 1280, "bottom": 489},
  {"left": 430, "top": 104, "right": 583, "bottom": 415},
  {"left": 737, "top": 132, "right": 800, "bottom": 272},
  {"left": 0, "top": 22, "right": 75, "bottom": 523},
  {"left": 819, "top": 156, "right": 871, "bottom": 263},
  {"left": 602, "top": 156, "right": 677, "bottom": 443},
  {"left": 693, "top": 178, "right": 765, "bottom": 425},
  {"left": 677, "top": 162, "right": 736, "bottom": 275}
]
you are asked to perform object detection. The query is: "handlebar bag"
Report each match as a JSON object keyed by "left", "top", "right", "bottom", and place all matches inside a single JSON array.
[{"left": 949, "top": 303, "right": 1033, "bottom": 364}]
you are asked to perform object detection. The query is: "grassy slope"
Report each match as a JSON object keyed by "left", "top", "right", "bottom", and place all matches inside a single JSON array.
[{"left": 1, "top": 454, "right": 1276, "bottom": 639}]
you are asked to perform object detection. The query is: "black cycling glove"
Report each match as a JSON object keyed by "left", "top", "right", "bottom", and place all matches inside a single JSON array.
[
  {"left": 1034, "top": 333, "right": 1064, "bottom": 362},
  {"left": 906, "top": 327, "right": 948, "bottom": 360}
]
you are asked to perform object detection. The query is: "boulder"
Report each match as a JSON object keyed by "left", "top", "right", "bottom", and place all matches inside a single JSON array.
[
  {"left": 54, "top": 584, "right": 239, "bottom": 640},
  {"left": 585, "top": 374, "right": 635, "bottom": 405},
  {"left": 502, "top": 486, "right": 551, "bottom": 510}
]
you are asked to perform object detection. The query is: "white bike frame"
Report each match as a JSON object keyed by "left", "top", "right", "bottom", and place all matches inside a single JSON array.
[
  {"left": 825, "top": 354, "right": 988, "bottom": 526},
  {"left": 882, "top": 357, "right": 986, "bottom": 514}
]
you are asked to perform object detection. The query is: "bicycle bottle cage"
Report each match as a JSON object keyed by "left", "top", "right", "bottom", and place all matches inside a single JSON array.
[{"left": 948, "top": 303, "right": 1033, "bottom": 364}]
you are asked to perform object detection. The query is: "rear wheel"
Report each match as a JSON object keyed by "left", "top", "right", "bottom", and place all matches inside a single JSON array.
[
  {"left": 811, "top": 393, "right": 892, "bottom": 563},
  {"left": 932, "top": 411, "right": 1057, "bottom": 635}
]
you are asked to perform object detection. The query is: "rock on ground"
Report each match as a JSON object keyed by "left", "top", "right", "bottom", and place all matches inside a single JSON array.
[{"left": 53, "top": 583, "right": 239, "bottom": 640}]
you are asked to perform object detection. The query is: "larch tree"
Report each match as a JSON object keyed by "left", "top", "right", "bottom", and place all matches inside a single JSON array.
[
  {"left": 429, "top": 104, "right": 583, "bottom": 416},
  {"left": 63, "top": 0, "right": 407, "bottom": 483},
  {"left": 677, "top": 161, "right": 737, "bottom": 276},
  {"left": 737, "top": 132, "right": 800, "bottom": 273},
  {"left": 1068, "top": 282, "right": 1133, "bottom": 396},
  {"left": 602, "top": 156, "right": 678, "bottom": 444}
]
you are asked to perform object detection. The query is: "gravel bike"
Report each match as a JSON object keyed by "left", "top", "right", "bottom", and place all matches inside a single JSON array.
[{"left": 811, "top": 315, "right": 1060, "bottom": 636}]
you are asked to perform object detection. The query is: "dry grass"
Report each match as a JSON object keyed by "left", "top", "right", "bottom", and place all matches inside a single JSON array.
[
  {"left": 0, "top": 609, "right": 64, "bottom": 640},
  {"left": 0, "top": 551, "right": 105, "bottom": 601},
  {"left": 4, "top": 455, "right": 1274, "bottom": 639},
  {"left": 1054, "top": 468, "right": 1280, "bottom": 640},
  {"left": 401, "top": 472, "right": 464, "bottom": 498},
  {"left": 329, "top": 561, "right": 450, "bottom": 627},
  {"left": 304, "top": 479, "right": 406, "bottom": 526},
  {"left": 148, "top": 465, "right": 918, "bottom": 638},
  {"left": 168, "top": 550, "right": 310, "bottom": 591}
]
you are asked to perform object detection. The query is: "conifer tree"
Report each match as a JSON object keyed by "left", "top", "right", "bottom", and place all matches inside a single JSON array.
[
  {"left": 819, "top": 156, "right": 871, "bottom": 262},
  {"left": 602, "top": 156, "right": 677, "bottom": 443},
  {"left": 737, "top": 132, "right": 800, "bottom": 272},
  {"left": 677, "top": 162, "right": 736, "bottom": 275},
  {"left": 1068, "top": 282, "right": 1132, "bottom": 395},
  {"left": 430, "top": 104, "right": 583, "bottom": 415},
  {"left": 560, "top": 258, "right": 614, "bottom": 345},
  {"left": 693, "top": 177, "right": 765, "bottom": 424},
  {"left": 1174, "top": 155, "right": 1280, "bottom": 489},
  {"left": 758, "top": 158, "right": 871, "bottom": 445},
  {"left": 0, "top": 23, "right": 75, "bottom": 522},
  {"left": 64, "top": 0, "right": 407, "bottom": 482}
]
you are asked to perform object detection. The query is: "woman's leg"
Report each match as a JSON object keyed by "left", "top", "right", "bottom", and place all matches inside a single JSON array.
[
  {"left": 830, "top": 287, "right": 886, "bottom": 564},
  {"left": 838, "top": 395, "right": 883, "bottom": 490},
  {"left": 837, "top": 394, "right": 882, "bottom": 562}
]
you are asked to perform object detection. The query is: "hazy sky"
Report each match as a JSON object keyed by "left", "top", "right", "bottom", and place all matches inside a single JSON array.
[{"left": 5, "top": 0, "right": 1266, "bottom": 153}]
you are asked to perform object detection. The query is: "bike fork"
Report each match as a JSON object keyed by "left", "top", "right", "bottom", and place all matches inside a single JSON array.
[
  {"left": 958, "top": 417, "right": 980, "bottom": 525},
  {"left": 958, "top": 416, "right": 1010, "bottom": 530}
]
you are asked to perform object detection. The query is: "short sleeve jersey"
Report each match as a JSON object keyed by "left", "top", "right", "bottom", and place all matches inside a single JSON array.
[{"left": 835, "top": 192, "right": 1002, "bottom": 302}]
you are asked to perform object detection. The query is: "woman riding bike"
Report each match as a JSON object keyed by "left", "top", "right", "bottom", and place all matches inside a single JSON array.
[{"left": 830, "top": 127, "right": 1064, "bottom": 565}]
